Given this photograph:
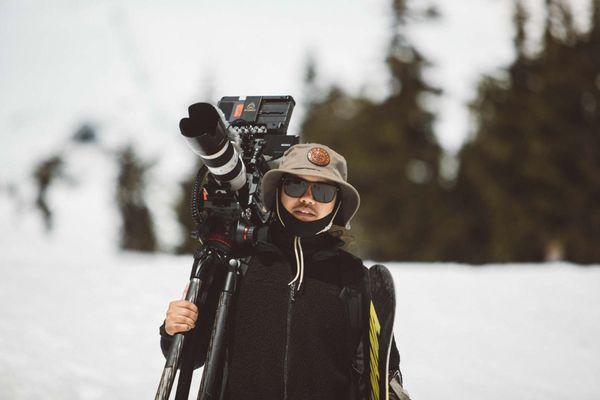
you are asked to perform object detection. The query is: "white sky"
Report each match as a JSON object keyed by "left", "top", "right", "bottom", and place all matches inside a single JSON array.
[{"left": 0, "top": 0, "right": 593, "bottom": 182}]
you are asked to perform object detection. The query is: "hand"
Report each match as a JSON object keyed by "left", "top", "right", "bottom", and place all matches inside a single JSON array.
[{"left": 164, "top": 299, "right": 198, "bottom": 336}]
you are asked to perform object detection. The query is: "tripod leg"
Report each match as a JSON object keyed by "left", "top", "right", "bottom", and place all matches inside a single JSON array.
[
  {"left": 156, "top": 253, "right": 214, "bottom": 400},
  {"left": 218, "top": 349, "right": 230, "bottom": 400},
  {"left": 175, "top": 265, "right": 223, "bottom": 400},
  {"left": 197, "top": 259, "right": 239, "bottom": 400},
  {"left": 156, "top": 277, "right": 201, "bottom": 400},
  {"left": 174, "top": 330, "right": 200, "bottom": 400}
]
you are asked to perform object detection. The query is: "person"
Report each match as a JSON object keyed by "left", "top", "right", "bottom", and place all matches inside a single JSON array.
[{"left": 160, "top": 143, "right": 410, "bottom": 400}]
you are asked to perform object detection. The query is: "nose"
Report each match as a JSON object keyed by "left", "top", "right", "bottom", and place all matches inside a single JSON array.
[{"left": 299, "top": 185, "right": 315, "bottom": 204}]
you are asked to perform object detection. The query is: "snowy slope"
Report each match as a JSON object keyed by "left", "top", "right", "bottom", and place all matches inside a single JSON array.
[{"left": 1, "top": 240, "right": 599, "bottom": 400}]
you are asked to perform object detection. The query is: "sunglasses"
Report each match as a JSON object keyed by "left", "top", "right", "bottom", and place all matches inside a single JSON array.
[{"left": 281, "top": 176, "right": 339, "bottom": 203}]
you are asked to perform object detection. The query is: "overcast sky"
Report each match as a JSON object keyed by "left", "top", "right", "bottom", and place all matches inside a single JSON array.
[{"left": 0, "top": 0, "right": 593, "bottom": 183}]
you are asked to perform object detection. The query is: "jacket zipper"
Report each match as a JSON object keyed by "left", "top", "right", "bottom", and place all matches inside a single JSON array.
[{"left": 283, "top": 281, "right": 296, "bottom": 400}]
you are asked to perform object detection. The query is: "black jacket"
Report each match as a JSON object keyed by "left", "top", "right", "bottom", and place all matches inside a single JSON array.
[{"left": 160, "top": 223, "right": 401, "bottom": 400}]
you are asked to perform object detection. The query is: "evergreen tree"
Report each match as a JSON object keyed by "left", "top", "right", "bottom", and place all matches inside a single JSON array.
[
  {"left": 456, "top": 0, "right": 600, "bottom": 262},
  {"left": 301, "top": 0, "right": 443, "bottom": 260},
  {"left": 32, "top": 122, "right": 97, "bottom": 232},
  {"left": 115, "top": 144, "right": 157, "bottom": 252},
  {"left": 33, "top": 155, "right": 64, "bottom": 231}
]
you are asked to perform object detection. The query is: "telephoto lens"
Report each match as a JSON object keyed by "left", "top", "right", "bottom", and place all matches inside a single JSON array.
[{"left": 180, "top": 103, "right": 247, "bottom": 191}]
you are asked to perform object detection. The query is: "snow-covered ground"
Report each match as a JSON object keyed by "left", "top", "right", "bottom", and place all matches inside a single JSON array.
[
  {"left": 2, "top": 138, "right": 597, "bottom": 400},
  {"left": 1, "top": 236, "right": 599, "bottom": 400}
]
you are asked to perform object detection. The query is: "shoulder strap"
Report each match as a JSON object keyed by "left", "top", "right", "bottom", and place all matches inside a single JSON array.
[
  {"left": 338, "top": 251, "right": 364, "bottom": 345},
  {"left": 337, "top": 251, "right": 367, "bottom": 400}
]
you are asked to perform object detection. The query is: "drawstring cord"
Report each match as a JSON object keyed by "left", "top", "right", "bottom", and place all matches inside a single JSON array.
[
  {"left": 274, "top": 187, "right": 342, "bottom": 294},
  {"left": 289, "top": 236, "right": 305, "bottom": 291},
  {"left": 276, "top": 189, "right": 305, "bottom": 292}
]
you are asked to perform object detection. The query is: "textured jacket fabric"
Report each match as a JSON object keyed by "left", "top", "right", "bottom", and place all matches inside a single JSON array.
[{"left": 160, "top": 223, "right": 400, "bottom": 400}]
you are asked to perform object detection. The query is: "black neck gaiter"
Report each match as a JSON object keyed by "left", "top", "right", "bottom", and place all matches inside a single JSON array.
[{"left": 274, "top": 190, "right": 340, "bottom": 238}]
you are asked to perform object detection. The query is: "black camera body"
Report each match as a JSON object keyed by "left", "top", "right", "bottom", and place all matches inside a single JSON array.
[{"left": 180, "top": 96, "right": 299, "bottom": 254}]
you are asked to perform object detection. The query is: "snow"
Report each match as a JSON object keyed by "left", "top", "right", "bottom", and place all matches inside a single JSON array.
[
  {"left": 392, "top": 264, "right": 600, "bottom": 399},
  {"left": 1, "top": 236, "right": 599, "bottom": 399}
]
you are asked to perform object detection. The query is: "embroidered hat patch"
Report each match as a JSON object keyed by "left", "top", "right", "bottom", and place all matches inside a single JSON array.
[{"left": 307, "top": 147, "right": 330, "bottom": 166}]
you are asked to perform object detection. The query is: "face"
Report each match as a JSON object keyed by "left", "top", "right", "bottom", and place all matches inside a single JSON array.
[{"left": 280, "top": 174, "right": 338, "bottom": 222}]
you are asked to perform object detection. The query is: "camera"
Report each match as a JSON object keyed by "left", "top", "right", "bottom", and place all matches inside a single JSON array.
[{"left": 179, "top": 96, "right": 299, "bottom": 253}]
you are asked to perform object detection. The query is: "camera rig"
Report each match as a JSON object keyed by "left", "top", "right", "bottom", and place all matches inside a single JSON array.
[
  {"left": 184, "top": 95, "right": 299, "bottom": 256},
  {"left": 156, "top": 95, "right": 299, "bottom": 400}
]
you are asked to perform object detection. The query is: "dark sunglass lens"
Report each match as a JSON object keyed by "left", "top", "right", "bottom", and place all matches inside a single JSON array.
[
  {"left": 283, "top": 178, "right": 308, "bottom": 198},
  {"left": 311, "top": 183, "right": 337, "bottom": 203}
]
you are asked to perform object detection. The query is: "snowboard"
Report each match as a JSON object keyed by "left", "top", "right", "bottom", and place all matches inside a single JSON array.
[{"left": 366, "top": 264, "right": 396, "bottom": 400}]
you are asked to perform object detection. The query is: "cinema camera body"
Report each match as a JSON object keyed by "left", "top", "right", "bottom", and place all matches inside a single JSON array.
[{"left": 179, "top": 95, "right": 299, "bottom": 255}]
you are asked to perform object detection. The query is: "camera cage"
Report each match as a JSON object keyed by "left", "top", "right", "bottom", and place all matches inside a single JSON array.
[{"left": 190, "top": 96, "right": 299, "bottom": 254}]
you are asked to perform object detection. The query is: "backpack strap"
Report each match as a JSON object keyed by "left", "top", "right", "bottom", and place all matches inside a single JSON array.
[
  {"left": 339, "top": 284, "right": 362, "bottom": 359},
  {"left": 338, "top": 251, "right": 367, "bottom": 400}
]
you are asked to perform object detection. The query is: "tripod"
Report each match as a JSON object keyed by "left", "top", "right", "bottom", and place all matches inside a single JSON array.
[
  {"left": 155, "top": 95, "right": 298, "bottom": 398},
  {"left": 155, "top": 240, "right": 246, "bottom": 400}
]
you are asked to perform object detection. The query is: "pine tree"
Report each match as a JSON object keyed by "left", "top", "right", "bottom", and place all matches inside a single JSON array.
[
  {"left": 456, "top": 0, "right": 600, "bottom": 262},
  {"left": 302, "top": 0, "right": 444, "bottom": 260},
  {"left": 115, "top": 144, "right": 157, "bottom": 252},
  {"left": 33, "top": 155, "right": 64, "bottom": 231}
]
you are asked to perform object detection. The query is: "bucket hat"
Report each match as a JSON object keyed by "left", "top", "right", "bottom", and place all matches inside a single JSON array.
[{"left": 261, "top": 143, "right": 360, "bottom": 228}]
